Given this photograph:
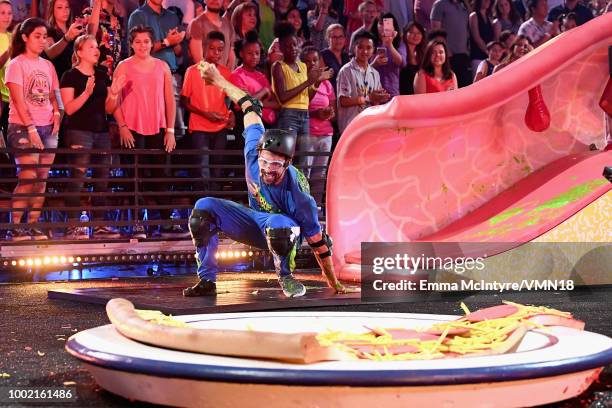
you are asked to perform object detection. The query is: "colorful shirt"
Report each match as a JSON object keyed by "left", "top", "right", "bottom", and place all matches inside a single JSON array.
[
  {"left": 5, "top": 55, "right": 59, "bottom": 126},
  {"left": 423, "top": 71, "right": 455, "bottom": 93},
  {"left": 81, "top": 6, "right": 124, "bottom": 78},
  {"left": 181, "top": 63, "right": 231, "bottom": 132},
  {"left": 272, "top": 60, "right": 309, "bottom": 110},
  {"left": 309, "top": 80, "right": 335, "bottom": 136},
  {"left": 119, "top": 57, "right": 167, "bottom": 135},
  {"left": 230, "top": 66, "right": 276, "bottom": 125},
  {"left": 244, "top": 123, "right": 321, "bottom": 238}
]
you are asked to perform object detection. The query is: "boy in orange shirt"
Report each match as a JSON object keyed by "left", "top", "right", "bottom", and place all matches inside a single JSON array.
[{"left": 181, "top": 30, "right": 235, "bottom": 192}]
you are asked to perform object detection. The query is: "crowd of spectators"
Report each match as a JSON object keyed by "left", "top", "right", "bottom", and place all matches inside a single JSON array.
[{"left": 0, "top": 0, "right": 609, "bottom": 241}]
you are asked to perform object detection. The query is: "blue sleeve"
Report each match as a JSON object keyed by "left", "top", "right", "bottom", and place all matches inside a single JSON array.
[
  {"left": 289, "top": 168, "right": 322, "bottom": 238},
  {"left": 294, "top": 193, "right": 322, "bottom": 238},
  {"left": 244, "top": 123, "right": 265, "bottom": 181}
]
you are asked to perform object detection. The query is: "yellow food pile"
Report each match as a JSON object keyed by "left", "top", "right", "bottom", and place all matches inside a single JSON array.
[
  {"left": 135, "top": 309, "right": 189, "bottom": 328},
  {"left": 316, "top": 301, "right": 574, "bottom": 361}
]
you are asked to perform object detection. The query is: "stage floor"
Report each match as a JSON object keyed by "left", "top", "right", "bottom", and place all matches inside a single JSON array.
[{"left": 0, "top": 274, "right": 610, "bottom": 407}]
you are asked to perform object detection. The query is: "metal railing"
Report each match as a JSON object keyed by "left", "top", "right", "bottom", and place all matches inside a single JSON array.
[{"left": 0, "top": 146, "right": 331, "bottom": 242}]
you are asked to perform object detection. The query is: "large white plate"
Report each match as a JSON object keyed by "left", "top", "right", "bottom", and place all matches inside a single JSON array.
[{"left": 66, "top": 311, "right": 612, "bottom": 386}]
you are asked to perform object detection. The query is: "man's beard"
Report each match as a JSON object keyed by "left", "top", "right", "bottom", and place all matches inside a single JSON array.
[
  {"left": 207, "top": 6, "right": 222, "bottom": 13},
  {"left": 261, "top": 169, "right": 282, "bottom": 185}
]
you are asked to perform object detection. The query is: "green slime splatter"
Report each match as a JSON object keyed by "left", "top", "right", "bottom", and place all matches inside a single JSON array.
[
  {"left": 532, "top": 179, "right": 607, "bottom": 212},
  {"left": 476, "top": 178, "right": 606, "bottom": 238},
  {"left": 489, "top": 207, "right": 524, "bottom": 225}
]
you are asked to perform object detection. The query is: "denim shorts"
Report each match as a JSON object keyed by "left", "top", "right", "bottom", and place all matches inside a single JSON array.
[{"left": 7, "top": 123, "right": 57, "bottom": 149}]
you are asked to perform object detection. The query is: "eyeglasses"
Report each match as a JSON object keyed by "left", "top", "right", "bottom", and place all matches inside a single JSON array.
[
  {"left": 330, "top": 35, "right": 345, "bottom": 39},
  {"left": 258, "top": 157, "right": 286, "bottom": 170}
]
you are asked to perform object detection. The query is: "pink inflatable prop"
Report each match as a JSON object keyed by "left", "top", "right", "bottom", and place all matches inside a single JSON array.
[{"left": 327, "top": 14, "right": 612, "bottom": 282}]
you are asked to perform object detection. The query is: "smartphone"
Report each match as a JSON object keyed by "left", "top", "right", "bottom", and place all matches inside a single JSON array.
[
  {"left": 383, "top": 17, "right": 393, "bottom": 36},
  {"left": 376, "top": 46, "right": 387, "bottom": 57}
]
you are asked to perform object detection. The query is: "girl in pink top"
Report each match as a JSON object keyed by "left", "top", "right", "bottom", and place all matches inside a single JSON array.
[
  {"left": 5, "top": 18, "right": 61, "bottom": 241},
  {"left": 414, "top": 40, "right": 458, "bottom": 94},
  {"left": 301, "top": 46, "right": 336, "bottom": 207},
  {"left": 230, "top": 31, "right": 278, "bottom": 126},
  {"left": 110, "top": 25, "right": 177, "bottom": 239}
]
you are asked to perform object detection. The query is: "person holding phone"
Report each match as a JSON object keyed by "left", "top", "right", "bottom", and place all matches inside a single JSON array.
[
  {"left": 369, "top": 13, "right": 405, "bottom": 97},
  {"left": 44, "top": 0, "right": 86, "bottom": 82}
]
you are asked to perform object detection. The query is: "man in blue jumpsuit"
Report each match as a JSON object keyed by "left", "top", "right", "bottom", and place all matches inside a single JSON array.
[{"left": 183, "top": 62, "right": 354, "bottom": 297}]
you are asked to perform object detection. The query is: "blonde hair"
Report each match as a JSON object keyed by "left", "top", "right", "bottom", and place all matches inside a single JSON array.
[
  {"left": 325, "top": 23, "right": 344, "bottom": 39},
  {"left": 72, "top": 34, "right": 97, "bottom": 67}
]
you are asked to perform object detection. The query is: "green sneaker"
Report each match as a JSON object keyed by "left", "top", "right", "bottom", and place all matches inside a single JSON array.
[{"left": 278, "top": 274, "right": 306, "bottom": 298}]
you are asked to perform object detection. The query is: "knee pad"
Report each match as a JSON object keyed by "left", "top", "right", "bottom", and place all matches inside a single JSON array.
[
  {"left": 265, "top": 227, "right": 299, "bottom": 257},
  {"left": 189, "top": 209, "right": 217, "bottom": 247}
]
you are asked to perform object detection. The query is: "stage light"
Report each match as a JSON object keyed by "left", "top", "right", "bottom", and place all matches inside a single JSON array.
[
  {"left": 214, "top": 252, "right": 219, "bottom": 259},
  {"left": 52, "top": 256, "right": 59, "bottom": 264},
  {"left": 65, "top": 256, "right": 72, "bottom": 263},
  {"left": 11, "top": 260, "right": 17, "bottom": 266},
  {"left": 241, "top": 251, "right": 247, "bottom": 257},
  {"left": 248, "top": 251, "right": 253, "bottom": 256},
  {"left": 43, "top": 256, "right": 51, "bottom": 264},
  {"left": 18, "top": 260, "right": 25, "bottom": 266},
  {"left": 26, "top": 259, "right": 33, "bottom": 266},
  {"left": 34, "top": 258, "right": 42, "bottom": 266},
  {"left": 233, "top": 251, "right": 240, "bottom": 258},
  {"left": 76, "top": 257, "right": 82, "bottom": 262},
  {"left": 2, "top": 261, "right": 7, "bottom": 266},
  {"left": 220, "top": 252, "right": 227, "bottom": 259}
]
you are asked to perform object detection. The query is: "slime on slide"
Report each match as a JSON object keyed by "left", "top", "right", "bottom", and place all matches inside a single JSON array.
[{"left": 326, "top": 14, "right": 612, "bottom": 282}]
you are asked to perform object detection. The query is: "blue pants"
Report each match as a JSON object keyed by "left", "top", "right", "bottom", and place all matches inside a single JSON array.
[{"left": 193, "top": 197, "right": 300, "bottom": 281}]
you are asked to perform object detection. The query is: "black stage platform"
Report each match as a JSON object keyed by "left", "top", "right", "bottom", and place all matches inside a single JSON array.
[
  {"left": 0, "top": 276, "right": 610, "bottom": 407},
  {"left": 47, "top": 274, "right": 361, "bottom": 314}
]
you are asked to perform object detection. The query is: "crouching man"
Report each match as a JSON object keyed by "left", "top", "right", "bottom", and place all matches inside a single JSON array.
[{"left": 183, "top": 62, "right": 357, "bottom": 298}]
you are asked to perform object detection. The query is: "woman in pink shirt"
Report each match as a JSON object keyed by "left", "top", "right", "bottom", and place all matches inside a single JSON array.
[
  {"left": 301, "top": 46, "right": 335, "bottom": 208},
  {"left": 414, "top": 40, "right": 458, "bottom": 94},
  {"left": 5, "top": 18, "right": 61, "bottom": 241},
  {"left": 230, "top": 31, "right": 278, "bottom": 127},
  {"left": 111, "top": 25, "right": 177, "bottom": 239}
]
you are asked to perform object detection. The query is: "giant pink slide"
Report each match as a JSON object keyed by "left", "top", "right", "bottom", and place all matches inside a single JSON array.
[{"left": 327, "top": 14, "right": 612, "bottom": 282}]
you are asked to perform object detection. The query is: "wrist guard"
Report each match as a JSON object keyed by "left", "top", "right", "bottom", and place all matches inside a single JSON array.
[
  {"left": 237, "top": 95, "right": 263, "bottom": 117},
  {"left": 309, "top": 233, "right": 333, "bottom": 259}
]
